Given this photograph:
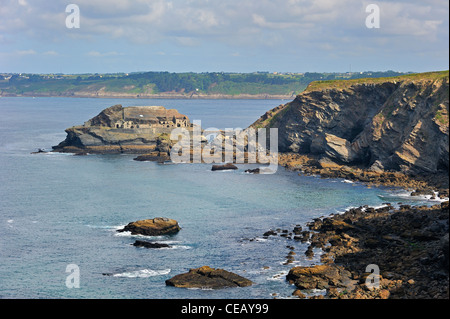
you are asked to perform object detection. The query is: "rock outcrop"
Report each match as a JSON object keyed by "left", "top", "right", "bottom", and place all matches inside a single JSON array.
[
  {"left": 285, "top": 201, "right": 449, "bottom": 299},
  {"left": 252, "top": 71, "right": 449, "bottom": 175},
  {"left": 286, "top": 264, "right": 355, "bottom": 291},
  {"left": 165, "top": 266, "right": 253, "bottom": 289},
  {"left": 117, "top": 217, "right": 181, "bottom": 236},
  {"left": 52, "top": 104, "right": 190, "bottom": 155}
]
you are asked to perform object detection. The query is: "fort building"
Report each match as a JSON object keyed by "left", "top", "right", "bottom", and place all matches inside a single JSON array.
[{"left": 113, "top": 106, "right": 190, "bottom": 129}]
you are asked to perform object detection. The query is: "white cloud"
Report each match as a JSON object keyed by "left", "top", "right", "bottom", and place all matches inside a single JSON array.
[
  {"left": 17, "top": 49, "right": 36, "bottom": 55},
  {"left": 1, "top": 0, "right": 447, "bottom": 45},
  {"left": 0, "top": 0, "right": 447, "bottom": 72},
  {"left": 86, "top": 51, "right": 123, "bottom": 57}
]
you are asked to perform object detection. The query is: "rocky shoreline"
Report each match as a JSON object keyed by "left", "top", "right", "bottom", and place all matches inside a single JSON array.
[
  {"left": 275, "top": 152, "right": 449, "bottom": 299},
  {"left": 278, "top": 153, "right": 449, "bottom": 197},
  {"left": 286, "top": 202, "right": 449, "bottom": 299}
]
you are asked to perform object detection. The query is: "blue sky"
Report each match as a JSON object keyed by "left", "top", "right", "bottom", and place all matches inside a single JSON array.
[{"left": 0, "top": 0, "right": 448, "bottom": 74}]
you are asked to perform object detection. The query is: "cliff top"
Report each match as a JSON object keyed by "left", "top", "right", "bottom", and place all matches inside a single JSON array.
[{"left": 304, "top": 70, "right": 449, "bottom": 92}]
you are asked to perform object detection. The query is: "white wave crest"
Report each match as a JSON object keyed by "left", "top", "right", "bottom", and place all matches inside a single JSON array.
[{"left": 112, "top": 268, "right": 171, "bottom": 278}]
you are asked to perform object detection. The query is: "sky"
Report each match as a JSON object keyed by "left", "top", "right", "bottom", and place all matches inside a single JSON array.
[{"left": 0, "top": 0, "right": 448, "bottom": 74}]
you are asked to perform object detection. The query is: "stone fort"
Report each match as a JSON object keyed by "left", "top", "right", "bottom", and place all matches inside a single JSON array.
[{"left": 113, "top": 106, "right": 190, "bottom": 130}]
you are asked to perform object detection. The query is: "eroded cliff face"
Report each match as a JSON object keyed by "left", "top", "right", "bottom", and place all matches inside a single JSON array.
[{"left": 252, "top": 71, "right": 449, "bottom": 175}]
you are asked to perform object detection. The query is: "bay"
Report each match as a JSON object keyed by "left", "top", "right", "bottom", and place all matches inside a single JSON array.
[{"left": 0, "top": 97, "right": 440, "bottom": 299}]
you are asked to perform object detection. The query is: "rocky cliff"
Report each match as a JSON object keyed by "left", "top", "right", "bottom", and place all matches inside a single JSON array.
[
  {"left": 52, "top": 104, "right": 190, "bottom": 155},
  {"left": 252, "top": 71, "right": 449, "bottom": 175}
]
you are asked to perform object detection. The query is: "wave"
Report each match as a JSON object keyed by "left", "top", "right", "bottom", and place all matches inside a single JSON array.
[
  {"left": 378, "top": 190, "right": 448, "bottom": 203},
  {"left": 334, "top": 205, "right": 358, "bottom": 215},
  {"left": 112, "top": 268, "right": 171, "bottom": 278},
  {"left": 266, "top": 270, "right": 289, "bottom": 281}
]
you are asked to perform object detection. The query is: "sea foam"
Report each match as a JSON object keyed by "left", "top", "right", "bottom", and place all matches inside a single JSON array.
[{"left": 112, "top": 268, "right": 171, "bottom": 278}]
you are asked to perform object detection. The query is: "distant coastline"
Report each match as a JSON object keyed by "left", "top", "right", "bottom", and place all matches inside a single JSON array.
[
  {"left": 0, "top": 92, "right": 293, "bottom": 100},
  {"left": 0, "top": 70, "right": 410, "bottom": 100}
]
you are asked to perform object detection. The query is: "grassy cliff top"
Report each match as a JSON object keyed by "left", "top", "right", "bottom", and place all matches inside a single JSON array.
[{"left": 305, "top": 70, "right": 449, "bottom": 92}]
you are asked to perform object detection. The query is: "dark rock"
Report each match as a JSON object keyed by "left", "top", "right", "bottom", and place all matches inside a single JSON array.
[
  {"left": 212, "top": 163, "right": 238, "bottom": 171},
  {"left": 305, "top": 246, "right": 314, "bottom": 258},
  {"left": 441, "top": 234, "right": 449, "bottom": 271},
  {"left": 245, "top": 168, "right": 260, "bottom": 174},
  {"left": 132, "top": 240, "right": 170, "bottom": 249},
  {"left": 31, "top": 148, "right": 47, "bottom": 154},
  {"left": 293, "top": 225, "right": 303, "bottom": 234},
  {"left": 165, "top": 266, "right": 253, "bottom": 289},
  {"left": 263, "top": 230, "right": 277, "bottom": 237}
]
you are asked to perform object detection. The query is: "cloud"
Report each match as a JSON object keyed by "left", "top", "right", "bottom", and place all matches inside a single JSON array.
[
  {"left": 1, "top": 0, "right": 447, "bottom": 46},
  {"left": 16, "top": 49, "right": 36, "bottom": 55},
  {"left": 86, "top": 51, "right": 124, "bottom": 57},
  {"left": 0, "top": 0, "right": 447, "bottom": 72}
]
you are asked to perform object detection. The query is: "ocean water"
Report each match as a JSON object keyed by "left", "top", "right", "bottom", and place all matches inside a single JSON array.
[{"left": 0, "top": 97, "right": 442, "bottom": 299}]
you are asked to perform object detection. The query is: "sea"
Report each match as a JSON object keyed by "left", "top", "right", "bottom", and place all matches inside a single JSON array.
[{"left": 0, "top": 97, "right": 444, "bottom": 299}]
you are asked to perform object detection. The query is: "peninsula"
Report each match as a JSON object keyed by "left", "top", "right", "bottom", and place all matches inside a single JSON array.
[{"left": 52, "top": 104, "right": 190, "bottom": 155}]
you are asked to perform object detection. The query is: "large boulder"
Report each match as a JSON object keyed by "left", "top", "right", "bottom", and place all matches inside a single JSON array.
[
  {"left": 286, "top": 264, "right": 355, "bottom": 290},
  {"left": 117, "top": 217, "right": 180, "bottom": 236},
  {"left": 165, "top": 266, "right": 253, "bottom": 289}
]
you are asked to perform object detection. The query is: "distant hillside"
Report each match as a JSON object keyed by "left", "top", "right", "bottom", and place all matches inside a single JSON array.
[{"left": 0, "top": 71, "right": 408, "bottom": 99}]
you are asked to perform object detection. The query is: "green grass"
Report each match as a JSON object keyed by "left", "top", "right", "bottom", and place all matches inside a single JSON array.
[
  {"left": 305, "top": 71, "right": 449, "bottom": 92},
  {"left": 435, "top": 110, "right": 449, "bottom": 125}
]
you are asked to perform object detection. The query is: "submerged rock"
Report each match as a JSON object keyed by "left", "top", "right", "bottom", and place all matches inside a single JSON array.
[
  {"left": 31, "top": 148, "right": 47, "bottom": 154},
  {"left": 165, "top": 266, "right": 253, "bottom": 289},
  {"left": 117, "top": 217, "right": 180, "bottom": 236}
]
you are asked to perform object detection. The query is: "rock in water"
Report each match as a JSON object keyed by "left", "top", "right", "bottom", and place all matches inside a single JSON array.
[
  {"left": 117, "top": 217, "right": 180, "bottom": 236},
  {"left": 211, "top": 163, "right": 238, "bottom": 171},
  {"left": 165, "top": 266, "right": 253, "bottom": 289},
  {"left": 132, "top": 240, "right": 171, "bottom": 249}
]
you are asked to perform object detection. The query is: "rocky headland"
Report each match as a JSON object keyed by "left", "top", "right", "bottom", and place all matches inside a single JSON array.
[
  {"left": 52, "top": 104, "right": 190, "bottom": 156},
  {"left": 252, "top": 71, "right": 449, "bottom": 178},
  {"left": 250, "top": 71, "right": 449, "bottom": 299}
]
